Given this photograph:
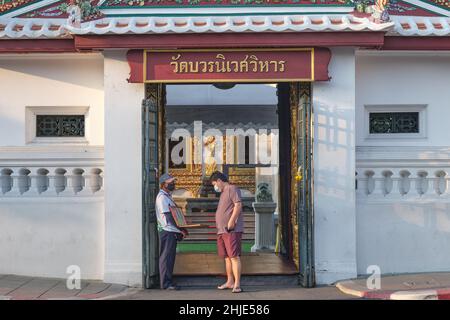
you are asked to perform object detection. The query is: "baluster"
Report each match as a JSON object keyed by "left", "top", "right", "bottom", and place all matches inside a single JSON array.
[
  {"left": 9, "top": 169, "right": 26, "bottom": 196},
  {"left": 27, "top": 168, "right": 40, "bottom": 196},
  {"left": 41, "top": 169, "right": 57, "bottom": 196},
  {"left": 412, "top": 171, "right": 427, "bottom": 197},
  {"left": 398, "top": 170, "right": 411, "bottom": 198},
  {"left": 371, "top": 170, "right": 386, "bottom": 197},
  {"left": 54, "top": 168, "right": 70, "bottom": 196},
  {"left": 444, "top": 170, "right": 450, "bottom": 199},
  {"left": 433, "top": 170, "right": 446, "bottom": 196},
  {"left": 356, "top": 170, "right": 368, "bottom": 197},
  {"left": 410, "top": 171, "right": 420, "bottom": 197},
  {"left": 425, "top": 173, "right": 435, "bottom": 197},
  {"left": 97, "top": 171, "right": 104, "bottom": 195},
  {"left": 390, "top": 170, "right": 402, "bottom": 198},
  {"left": 78, "top": 168, "right": 94, "bottom": 196},
  {"left": 0, "top": 168, "right": 13, "bottom": 195},
  {"left": 72, "top": 168, "right": 84, "bottom": 195}
]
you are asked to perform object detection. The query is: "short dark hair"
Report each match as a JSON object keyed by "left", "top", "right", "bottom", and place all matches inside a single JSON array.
[{"left": 209, "top": 171, "right": 228, "bottom": 183}]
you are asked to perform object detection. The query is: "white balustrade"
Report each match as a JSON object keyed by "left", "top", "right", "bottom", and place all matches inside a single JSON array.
[
  {"left": 356, "top": 166, "right": 450, "bottom": 201},
  {"left": 0, "top": 166, "right": 104, "bottom": 197}
]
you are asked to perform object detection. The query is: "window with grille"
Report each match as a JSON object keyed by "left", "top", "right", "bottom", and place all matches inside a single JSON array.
[
  {"left": 369, "top": 112, "right": 419, "bottom": 134},
  {"left": 36, "top": 115, "right": 85, "bottom": 137}
]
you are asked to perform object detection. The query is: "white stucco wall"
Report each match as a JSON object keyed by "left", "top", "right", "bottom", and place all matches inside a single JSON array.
[
  {"left": 0, "top": 53, "right": 104, "bottom": 146},
  {"left": 356, "top": 52, "right": 450, "bottom": 147},
  {"left": 0, "top": 54, "right": 105, "bottom": 280},
  {"left": 167, "top": 83, "right": 277, "bottom": 106},
  {"left": 0, "top": 198, "right": 104, "bottom": 279},
  {"left": 103, "top": 50, "right": 144, "bottom": 286},
  {"left": 355, "top": 52, "right": 450, "bottom": 275},
  {"left": 312, "top": 48, "right": 357, "bottom": 284}
]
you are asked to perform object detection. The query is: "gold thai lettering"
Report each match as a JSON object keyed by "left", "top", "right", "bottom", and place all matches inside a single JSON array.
[
  {"left": 270, "top": 60, "right": 278, "bottom": 72},
  {"left": 170, "top": 53, "right": 182, "bottom": 73},
  {"left": 188, "top": 61, "right": 199, "bottom": 73},
  {"left": 168, "top": 53, "right": 287, "bottom": 74},
  {"left": 200, "top": 61, "right": 208, "bottom": 73},
  {"left": 179, "top": 61, "right": 188, "bottom": 73},
  {"left": 215, "top": 54, "right": 227, "bottom": 73},
  {"left": 249, "top": 55, "right": 259, "bottom": 72},
  {"left": 279, "top": 60, "right": 286, "bottom": 72},
  {"left": 259, "top": 60, "right": 269, "bottom": 73},
  {"left": 240, "top": 55, "right": 249, "bottom": 73},
  {"left": 231, "top": 61, "right": 239, "bottom": 72}
]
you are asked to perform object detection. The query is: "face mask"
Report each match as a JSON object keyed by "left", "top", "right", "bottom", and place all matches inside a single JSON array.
[
  {"left": 167, "top": 182, "right": 175, "bottom": 191},
  {"left": 214, "top": 185, "right": 221, "bottom": 193}
]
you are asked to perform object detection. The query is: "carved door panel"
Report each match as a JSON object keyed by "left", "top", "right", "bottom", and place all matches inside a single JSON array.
[
  {"left": 291, "top": 82, "right": 315, "bottom": 288},
  {"left": 142, "top": 84, "right": 166, "bottom": 289}
]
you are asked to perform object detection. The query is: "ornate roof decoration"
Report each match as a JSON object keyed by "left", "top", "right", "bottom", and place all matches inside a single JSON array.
[
  {"left": 425, "top": 0, "right": 449, "bottom": 10},
  {"left": 15, "top": 0, "right": 103, "bottom": 20},
  {"left": 100, "top": 0, "right": 349, "bottom": 8},
  {"left": 0, "top": 0, "right": 449, "bottom": 38},
  {"left": 0, "top": 0, "right": 38, "bottom": 15}
]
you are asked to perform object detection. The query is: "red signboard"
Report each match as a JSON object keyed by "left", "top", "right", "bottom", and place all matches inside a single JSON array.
[{"left": 127, "top": 48, "right": 331, "bottom": 83}]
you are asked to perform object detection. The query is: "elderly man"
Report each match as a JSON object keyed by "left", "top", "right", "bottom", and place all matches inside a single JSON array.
[
  {"left": 210, "top": 171, "right": 244, "bottom": 293},
  {"left": 155, "top": 173, "right": 187, "bottom": 290}
]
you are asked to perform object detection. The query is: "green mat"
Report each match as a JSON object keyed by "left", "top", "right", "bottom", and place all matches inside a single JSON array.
[{"left": 177, "top": 242, "right": 253, "bottom": 253}]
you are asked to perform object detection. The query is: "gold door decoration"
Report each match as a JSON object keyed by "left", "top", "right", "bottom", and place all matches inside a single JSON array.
[
  {"left": 290, "top": 82, "right": 300, "bottom": 269},
  {"left": 146, "top": 83, "right": 166, "bottom": 176}
]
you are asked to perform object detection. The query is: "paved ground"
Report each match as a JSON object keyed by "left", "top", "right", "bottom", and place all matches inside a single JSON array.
[
  {"left": 0, "top": 274, "right": 128, "bottom": 300},
  {"left": 3, "top": 272, "right": 450, "bottom": 300},
  {"left": 0, "top": 273, "right": 354, "bottom": 300},
  {"left": 336, "top": 272, "right": 450, "bottom": 300},
  {"left": 115, "top": 285, "right": 356, "bottom": 300}
]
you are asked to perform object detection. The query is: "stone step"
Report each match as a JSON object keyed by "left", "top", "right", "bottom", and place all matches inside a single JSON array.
[
  {"left": 187, "top": 228, "right": 255, "bottom": 235},
  {"left": 174, "top": 275, "right": 300, "bottom": 287},
  {"left": 184, "top": 234, "right": 255, "bottom": 241},
  {"left": 186, "top": 217, "right": 255, "bottom": 225},
  {"left": 185, "top": 212, "right": 255, "bottom": 217}
]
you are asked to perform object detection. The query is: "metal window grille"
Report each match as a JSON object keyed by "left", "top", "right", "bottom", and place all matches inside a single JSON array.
[
  {"left": 369, "top": 112, "right": 419, "bottom": 134},
  {"left": 36, "top": 115, "right": 85, "bottom": 137}
]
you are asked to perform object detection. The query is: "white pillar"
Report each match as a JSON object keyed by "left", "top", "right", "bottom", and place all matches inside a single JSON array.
[
  {"left": 312, "top": 48, "right": 358, "bottom": 284},
  {"left": 103, "top": 50, "right": 144, "bottom": 287}
]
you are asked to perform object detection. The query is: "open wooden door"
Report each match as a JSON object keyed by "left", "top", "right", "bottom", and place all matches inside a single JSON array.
[
  {"left": 291, "top": 82, "right": 315, "bottom": 288},
  {"left": 142, "top": 84, "right": 166, "bottom": 289},
  {"left": 291, "top": 82, "right": 315, "bottom": 287}
]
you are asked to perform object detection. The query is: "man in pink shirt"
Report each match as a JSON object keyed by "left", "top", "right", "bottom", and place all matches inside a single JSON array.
[{"left": 210, "top": 171, "right": 244, "bottom": 293}]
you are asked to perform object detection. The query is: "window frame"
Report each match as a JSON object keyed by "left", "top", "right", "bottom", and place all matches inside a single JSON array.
[
  {"left": 26, "top": 106, "right": 90, "bottom": 145},
  {"left": 364, "top": 104, "right": 427, "bottom": 140}
]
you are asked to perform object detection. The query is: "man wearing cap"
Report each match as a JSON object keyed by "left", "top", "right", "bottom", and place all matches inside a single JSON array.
[{"left": 155, "top": 173, "right": 187, "bottom": 290}]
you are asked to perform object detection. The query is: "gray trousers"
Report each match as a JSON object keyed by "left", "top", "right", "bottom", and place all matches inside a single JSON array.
[{"left": 159, "top": 230, "right": 178, "bottom": 289}]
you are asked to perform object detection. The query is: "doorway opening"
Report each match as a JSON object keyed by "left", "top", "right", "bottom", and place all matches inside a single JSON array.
[
  {"left": 142, "top": 82, "right": 314, "bottom": 288},
  {"left": 166, "top": 83, "right": 291, "bottom": 276}
]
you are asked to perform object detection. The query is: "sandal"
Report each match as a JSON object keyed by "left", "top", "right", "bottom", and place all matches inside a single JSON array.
[
  {"left": 232, "top": 287, "right": 243, "bottom": 293},
  {"left": 217, "top": 283, "right": 234, "bottom": 290}
]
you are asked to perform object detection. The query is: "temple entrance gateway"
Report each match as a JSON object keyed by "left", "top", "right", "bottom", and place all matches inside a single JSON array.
[{"left": 142, "top": 82, "right": 314, "bottom": 288}]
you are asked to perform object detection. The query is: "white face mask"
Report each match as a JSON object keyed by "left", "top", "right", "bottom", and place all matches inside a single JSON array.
[{"left": 214, "top": 185, "right": 221, "bottom": 193}]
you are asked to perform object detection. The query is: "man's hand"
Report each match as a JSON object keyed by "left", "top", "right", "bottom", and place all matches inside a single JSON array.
[
  {"left": 180, "top": 228, "right": 189, "bottom": 239},
  {"left": 227, "top": 219, "right": 236, "bottom": 231}
]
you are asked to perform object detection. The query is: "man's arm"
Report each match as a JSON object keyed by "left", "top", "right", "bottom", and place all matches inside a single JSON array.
[
  {"left": 163, "top": 212, "right": 187, "bottom": 237},
  {"left": 163, "top": 211, "right": 178, "bottom": 228},
  {"left": 228, "top": 201, "right": 242, "bottom": 230}
]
